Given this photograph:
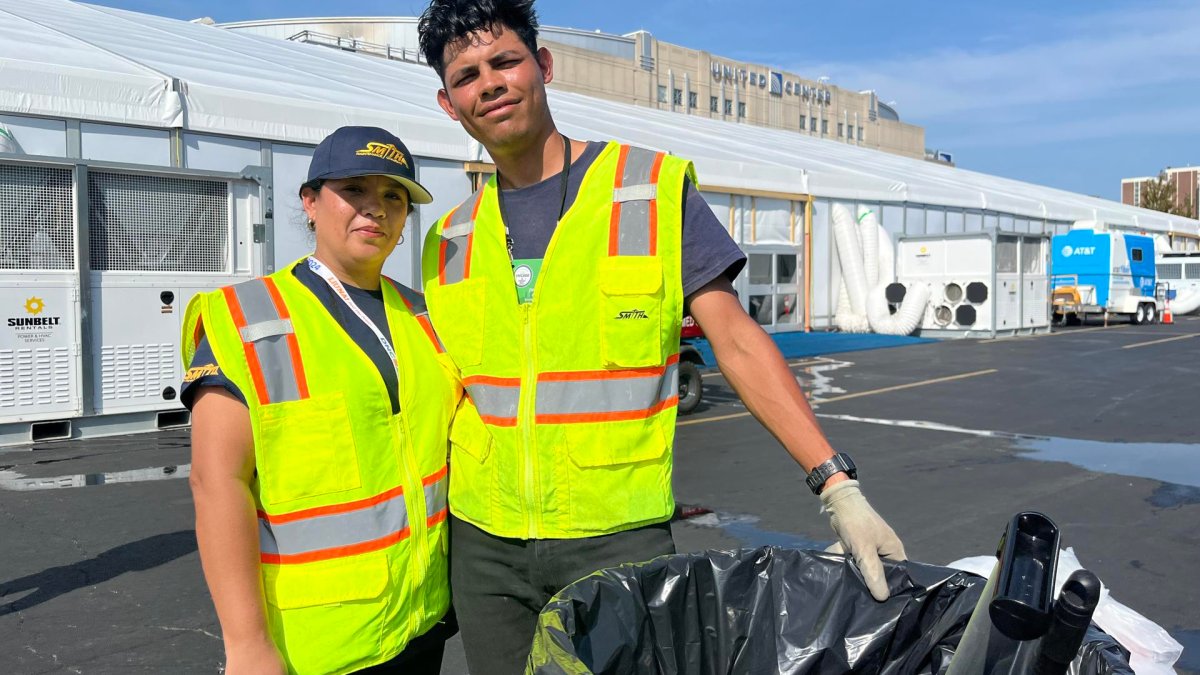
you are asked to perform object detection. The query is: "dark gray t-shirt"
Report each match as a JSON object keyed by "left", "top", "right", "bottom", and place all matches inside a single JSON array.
[
  {"left": 180, "top": 261, "right": 399, "bottom": 414},
  {"left": 500, "top": 141, "right": 745, "bottom": 299}
]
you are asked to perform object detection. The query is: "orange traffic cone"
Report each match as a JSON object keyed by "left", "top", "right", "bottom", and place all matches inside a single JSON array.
[{"left": 1163, "top": 304, "right": 1174, "bottom": 324}]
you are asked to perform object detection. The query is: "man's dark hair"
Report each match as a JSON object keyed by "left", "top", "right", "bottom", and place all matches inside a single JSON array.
[{"left": 418, "top": 0, "right": 540, "bottom": 80}]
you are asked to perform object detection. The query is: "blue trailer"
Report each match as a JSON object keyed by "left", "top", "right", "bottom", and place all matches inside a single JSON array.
[{"left": 1050, "top": 228, "right": 1162, "bottom": 325}]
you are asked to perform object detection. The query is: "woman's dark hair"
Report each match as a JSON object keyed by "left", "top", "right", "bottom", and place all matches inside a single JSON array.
[{"left": 418, "top": 0, "right": 540, "bottom": 81}]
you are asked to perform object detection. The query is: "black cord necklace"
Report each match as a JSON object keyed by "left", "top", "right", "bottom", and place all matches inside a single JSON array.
[{"left": 496, "top": 133, "right": 572, "bottom": 263}]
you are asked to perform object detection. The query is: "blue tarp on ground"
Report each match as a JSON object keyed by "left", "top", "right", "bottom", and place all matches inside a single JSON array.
[{"left": 687, "top": 331, "right": 934, "bottom": 365}]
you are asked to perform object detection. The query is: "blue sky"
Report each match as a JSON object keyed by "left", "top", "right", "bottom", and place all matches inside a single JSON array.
[{"left": 88, "top": 0, "right": 1199, "bottom": 201}]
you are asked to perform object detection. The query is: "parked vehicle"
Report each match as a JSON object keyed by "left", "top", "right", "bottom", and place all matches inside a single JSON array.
[
  {"left": 1050, "top": 226, "right": 1163, "bottom": 325},
  {"left": 678, "top": 316, "right": 705, "bottom": 414}
]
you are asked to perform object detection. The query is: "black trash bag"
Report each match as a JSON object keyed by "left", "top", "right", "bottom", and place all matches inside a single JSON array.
[{"left": 528, "top": 547, "right": 1132, "bottom": 675}]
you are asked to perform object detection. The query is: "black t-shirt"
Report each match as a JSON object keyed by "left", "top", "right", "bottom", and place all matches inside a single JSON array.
[
  {"left": 181, "top": 261, "right": 400, "bottom": 414},
  {"left": 500, "top": 141, "right": 745, "bottom": 300}
]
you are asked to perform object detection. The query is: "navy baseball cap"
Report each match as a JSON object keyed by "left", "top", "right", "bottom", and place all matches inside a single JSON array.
[{"left": 306, "top": 126, "right": 433, "bottom": 204}]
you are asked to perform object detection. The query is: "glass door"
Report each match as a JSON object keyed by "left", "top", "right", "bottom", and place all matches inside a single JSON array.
[{"left": 744, "top": 248, "right": 803, "bottom": 333}]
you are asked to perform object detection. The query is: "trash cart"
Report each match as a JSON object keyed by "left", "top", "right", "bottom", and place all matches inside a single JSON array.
[{"left": 528, "top": 547, "right": 1133, "bottom": 674}]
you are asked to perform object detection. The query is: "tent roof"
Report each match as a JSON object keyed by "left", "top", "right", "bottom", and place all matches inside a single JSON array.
[{"left": 0, "top": 0, "right": 1195, "bottom": 234}]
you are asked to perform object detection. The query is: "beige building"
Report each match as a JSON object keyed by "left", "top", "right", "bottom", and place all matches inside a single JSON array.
[{"left": 218, "top": 17, "right": 927, "bottom": 159}]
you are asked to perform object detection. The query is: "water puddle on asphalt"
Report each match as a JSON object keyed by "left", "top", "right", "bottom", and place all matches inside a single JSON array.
[
  {"left": 816, "top": 414, "right": 1200, "bottom": 500},
  {"left": 0, "top": 464, "right": 190, "bottom": 491},
  {"left": 795, "top": 358, "right": 851, "bottom": 402},
  {"left": 678, "top": 508, "right": 830, "bottom": 550},
  {"left": 1015, "top": 436, "right": 1200, "bottom": 491}
]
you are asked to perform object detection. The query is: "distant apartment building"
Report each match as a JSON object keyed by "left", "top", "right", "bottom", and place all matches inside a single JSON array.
[
  {"left": 1122, "top": 167, "right": 1200, "bottom": 218},
  {"left": 218, "top": 17, "right": 928, "bottom": 160}
]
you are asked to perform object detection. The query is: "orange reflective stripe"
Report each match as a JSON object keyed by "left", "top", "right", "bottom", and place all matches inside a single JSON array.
[
  {"left": 423, "top": 465, "right": 448, "bottom": 487},
  {"left": 538, "top": 353, "right": 680, "bottom": 382},
  {"left": 463, "top": 374, "right": 521, "bottom": 387},
  {"left": 262, "top": 277, "right": 309, "bottom": 399},
  {"left": 427, "top": 509, "right": 448, "bottom": 528},
  {"left": 478, "top": 415, "right": 519, "bottom": 427},
  {"left": 261, "top": 528, "right": 409, "bottom": 565},
  {"left": 536, "top": 396, "right": 678, "bottom": 425},
  {"left": 648, "top": 152, "right": 665, "bottom": 256},
  {"left": 257, "top": 484, "right": 406, "bottom": 525},
  {"left": 386, "top": 279, "right": 444, "bottom": 353},
  {"left": 222, "top": 286, "right": 270, "bottom": 404},
  {"left": 192, "top": 316, "right": 205, "bottom": 349}
]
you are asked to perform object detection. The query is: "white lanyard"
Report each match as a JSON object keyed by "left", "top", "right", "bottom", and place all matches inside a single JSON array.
[{"left": 307, "top": 256, "right": 399, "bottom": 376}]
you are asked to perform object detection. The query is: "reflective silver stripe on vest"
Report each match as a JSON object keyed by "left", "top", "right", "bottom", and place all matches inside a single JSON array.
[
  {"left": 440, "top": 191, "right": 482, "bottom": 285},
  {"left": 424, "top": 473, "right": 448, "bottom": 521},
  {"left": 384, "top": 278, "right": 445, "bottom": 352},
  {"left": 535, "top": 363, "right": 678, "bottom": 417},
  {"left": 465, "top": 382, "right": 521, "bottom": 421},
  {"left": 230, "top": 279, "right": 301, "bottom": 404},
  {"left": 390, "top": 282, "right": 428, "bottom": 315},
  {"left": 258, "top": 491, "right": 409, "bottom": 558},
  {"left": 614, "top": 147, "right": 661, "bottom": 257}
]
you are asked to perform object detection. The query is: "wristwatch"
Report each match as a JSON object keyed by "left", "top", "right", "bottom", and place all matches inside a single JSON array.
[{"left": 805, "top": 453, "right": 858, "bottom": 495}]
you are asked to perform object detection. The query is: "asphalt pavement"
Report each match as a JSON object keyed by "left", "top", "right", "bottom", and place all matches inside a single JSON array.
[{"left": 3, "top": 317, "right": 1198, "bottom": 673}]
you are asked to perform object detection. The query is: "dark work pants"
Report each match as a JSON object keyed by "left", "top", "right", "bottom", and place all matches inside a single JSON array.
[{"left": 450, "top": 515, "right": 676, "bottom": 675}]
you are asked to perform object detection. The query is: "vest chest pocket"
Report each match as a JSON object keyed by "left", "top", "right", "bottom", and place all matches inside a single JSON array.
[
  {"left": 427, "top": 278, "right": 486, "bottom": 368},
  {"left": 256, "top": 392, "right": 362, "bottom": 506},
  {"left": 599, "top": 257, "right": 665, "bottom": 368}
]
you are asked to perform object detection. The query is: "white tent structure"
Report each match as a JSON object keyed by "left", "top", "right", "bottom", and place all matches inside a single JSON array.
[{"left": 0, "top": 0, "right": 1197, "bottom": 443}]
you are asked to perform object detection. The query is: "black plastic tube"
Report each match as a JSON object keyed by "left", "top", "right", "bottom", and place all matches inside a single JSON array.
[{"left": 1033, "top": 570, "right": 1103, "bottom": 675}]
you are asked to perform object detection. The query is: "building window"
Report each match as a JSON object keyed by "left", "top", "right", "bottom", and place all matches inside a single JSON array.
[
  {"left": 838, "top": 123, "right": 844, "bottom": 137},
  {"left": 809, "top": 116, "right": 817, "bottom": 131},
  {"left": 821, "top": 119, "right": 828, "bottom": 134},
  {"left": 724, "top": 99, "right": 733, "bottom": 115},
  {"left": 857, "top": 126, "right": 864, "bottom": 141},
  {"left": 672, "top": 88, "right": 683, "bottom": 106},
  {"left": 657, "top": 85, "right": 667, "bottom": 104},
  {"left": 688, "top": 91, "right": 698, "bottom": 109},
  {"left": 738, "top": 102, "right": 747, "bottom": 118},
  {"left": 710, "top": 96, "right": 718, "bottom": 113}
]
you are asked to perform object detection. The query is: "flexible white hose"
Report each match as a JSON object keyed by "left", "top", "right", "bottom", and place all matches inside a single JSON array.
[
  {"left": 859, "top": 207, "right": 880, "bottom": 289},
  {"left": 831, "top": 205, "right": 926, "bottom": 335},
  {"left": 1170, "top": 289, "right": 1200, "bottom": 315},
  {"left": 832, "top": 204, "right": 872, "bottom": 332},
  {"left": 866, "top": 281, "right": 931, "bottom": 334},
  {"left": 0, "top": 124, "right": 20, "bottom": 154}
]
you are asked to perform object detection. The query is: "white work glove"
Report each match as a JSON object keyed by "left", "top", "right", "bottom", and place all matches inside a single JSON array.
[{"left": 819, "top": 479, "right": 907, "bottom": 602}]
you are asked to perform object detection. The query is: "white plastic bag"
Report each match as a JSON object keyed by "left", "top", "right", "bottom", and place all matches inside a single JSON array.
[{"left": 947, "top": 547, "right": 1183, "bottom": 674}]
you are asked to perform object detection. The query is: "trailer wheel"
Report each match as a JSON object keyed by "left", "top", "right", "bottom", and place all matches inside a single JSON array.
[
  {"left": 1133, "top": 304, "right": 1147, "bottom": 325},
  {"left": 677, "top": 360, "right": 703, "bottom": 415},
  {"left": 1145, "top": 304, "right": 1158, "bottom": 324}
]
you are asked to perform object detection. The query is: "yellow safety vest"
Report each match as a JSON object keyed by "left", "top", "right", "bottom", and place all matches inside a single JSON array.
[
  {"left": 181, "top": 260, "right": 458, "bottom": 675},
  {"left": 422, "top": 142, "right": 694, "bottom": 539}
]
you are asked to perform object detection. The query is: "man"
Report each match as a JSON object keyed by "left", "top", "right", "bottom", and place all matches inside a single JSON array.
[{"left": 417, "top": 2, "right": 907, "bottom": 672}]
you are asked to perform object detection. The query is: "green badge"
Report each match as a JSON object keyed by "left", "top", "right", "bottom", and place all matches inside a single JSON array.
[{"left": 512, "top": 258, "right": 543, "bottom": 304}]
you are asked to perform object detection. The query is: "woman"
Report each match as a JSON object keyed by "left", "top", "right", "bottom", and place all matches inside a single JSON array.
[{"left": 180, "top": 126, "right": 458, "bottom": 675}]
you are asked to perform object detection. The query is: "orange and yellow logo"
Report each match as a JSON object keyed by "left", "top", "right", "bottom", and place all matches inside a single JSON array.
[
  {"left": 24, "top": 296, "right": 44, "bottom": 315},
  {"left": 355, "top": 142, "right": 409, "bottom": 168}
]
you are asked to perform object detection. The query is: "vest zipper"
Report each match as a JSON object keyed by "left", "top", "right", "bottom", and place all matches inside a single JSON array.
[{"left": 519, "top": 302, "right": 539, "bottom": 538}]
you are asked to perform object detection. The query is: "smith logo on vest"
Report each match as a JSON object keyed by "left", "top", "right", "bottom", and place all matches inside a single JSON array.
[
  {"left": 614, "top": 309, "right": 649, "bottom": 320},
  {"left": 355, "top": 142, "right": 410, "bottom": 167},
  {"left": 184, "top": 363, "right": 220, "bottom": 382}
]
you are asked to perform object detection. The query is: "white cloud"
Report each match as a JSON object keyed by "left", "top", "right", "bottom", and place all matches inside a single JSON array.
[{"left": 789, "top": 1, "right": 1200, "bottom": 123}]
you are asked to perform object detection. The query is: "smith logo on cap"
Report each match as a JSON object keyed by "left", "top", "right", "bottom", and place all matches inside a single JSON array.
[{"left": 355, "top": 142, "right": 409, "bottom": 168}]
